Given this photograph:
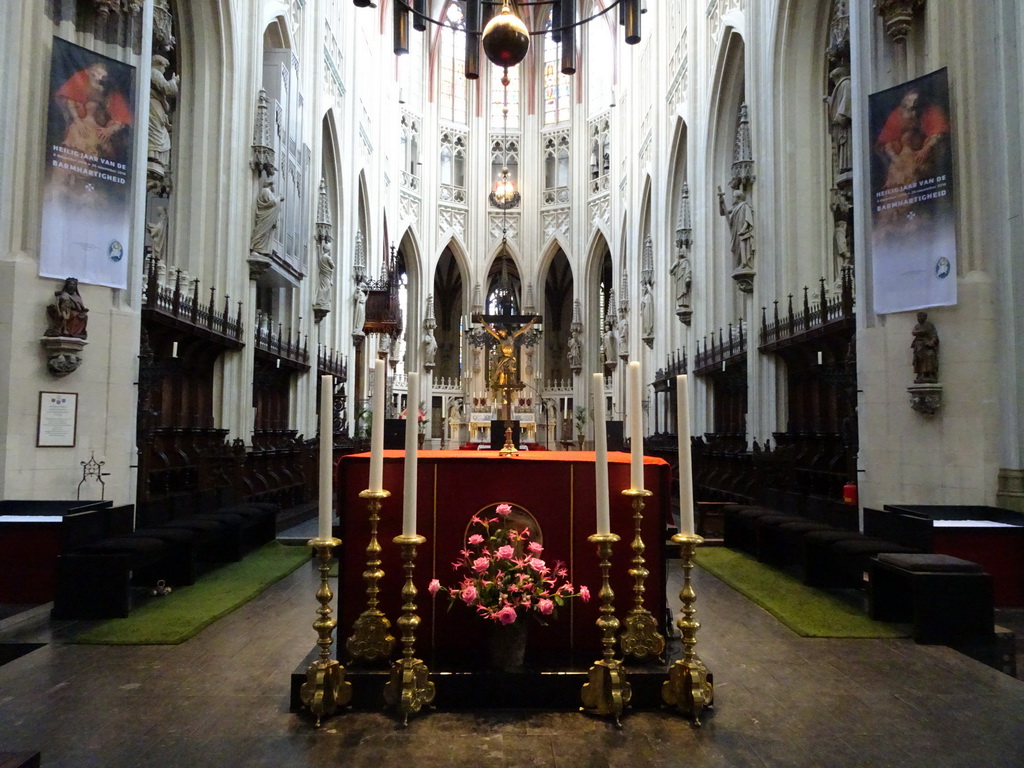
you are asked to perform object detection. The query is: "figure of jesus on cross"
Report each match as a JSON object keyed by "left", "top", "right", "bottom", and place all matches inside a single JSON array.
[{"left": 473, "top": 308, "right": 541, "bottom": 454}]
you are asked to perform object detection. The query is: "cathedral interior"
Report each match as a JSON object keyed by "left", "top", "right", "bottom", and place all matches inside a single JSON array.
[{"left": 2, "top": 0, "right": 1024, "bottom": 765}]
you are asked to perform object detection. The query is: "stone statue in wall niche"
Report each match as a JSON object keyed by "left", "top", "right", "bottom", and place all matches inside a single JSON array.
[
  {"left": 911, "top": 311, "right": 939, "bottom": 383},
  {"left": 45, "top": 277, "right": 89, "bottom": 339}
]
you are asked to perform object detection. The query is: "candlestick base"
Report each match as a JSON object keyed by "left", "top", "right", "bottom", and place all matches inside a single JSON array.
[
  {"left": 347, "top": 489, "right": 396, "bottom": 662},
  {"left": 619, "top": 488, "right": 665, "bottom": 661},
  {"left": 498, "top": 424, "right": 519, "bottom": 456},
  {"left": 299, "top": 537, "right": 352, "bottom": 726},
  {"left": 382, "top": 534, "right": 435, "bottom": 726},
  {"left": 661, "top": 533, "right": 714, "bottom": 725}
]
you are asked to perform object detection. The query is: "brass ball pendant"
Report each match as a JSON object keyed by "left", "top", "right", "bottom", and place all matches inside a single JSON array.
[{"left": 482, "top": 7, "right": 530, "bottom": 68}]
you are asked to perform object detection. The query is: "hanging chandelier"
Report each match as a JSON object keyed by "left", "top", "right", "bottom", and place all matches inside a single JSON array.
[{"left": 379, "top": 0, "right": 642, "bottom": 77}]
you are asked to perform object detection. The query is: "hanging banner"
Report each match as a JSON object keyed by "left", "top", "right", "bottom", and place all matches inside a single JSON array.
[
  {"left": 868, "top": 68, "right": 956, "bottom": 315},
  {"left": 40, "top": 38, "right": 136, "bottom": 289}
]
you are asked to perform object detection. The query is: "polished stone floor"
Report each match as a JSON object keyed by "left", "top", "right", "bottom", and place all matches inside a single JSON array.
[{"left": 2, "top": 534, "right": 1024, "bottom": 768}]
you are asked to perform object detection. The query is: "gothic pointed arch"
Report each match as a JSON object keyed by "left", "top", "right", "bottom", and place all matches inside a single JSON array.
[
  {"left": 772, "top": 0, "right": 835, "bottom": 289},
  {"left": 541, "top": 246, "right": 574, "bottom": 385},
  {"left": 432, "top": 237, "right": 470, "bottom": 381}
]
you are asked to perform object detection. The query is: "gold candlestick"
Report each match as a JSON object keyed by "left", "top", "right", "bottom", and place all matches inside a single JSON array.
[
  {"left": 382, "top": 534, "right": 435, "bottom": 726},
  {"left": 346, "top": 489, "right": 396, "bottom": 661},
  {"left": 580, "top": 532, "right": 631, "bottom": 727},
  {"left": 619, "top": 488, "right": 665, "bottom": 660},
  {"left": 662, "top": 533, "right": 714, "bottom": 725},
  {"left": 300, "top": 537, "right": 352, "bottom": 726}
]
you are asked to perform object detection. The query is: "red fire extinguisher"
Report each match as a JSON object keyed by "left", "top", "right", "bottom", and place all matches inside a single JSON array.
[{"left": 843, "top": 482, "right": 858, "bottom": 506}]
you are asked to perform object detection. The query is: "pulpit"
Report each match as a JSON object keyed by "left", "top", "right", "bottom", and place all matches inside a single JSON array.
[{"left": 335, "top": 450, "right": 671, "bottom": 667}]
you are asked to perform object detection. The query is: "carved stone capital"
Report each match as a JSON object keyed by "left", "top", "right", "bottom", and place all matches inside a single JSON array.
[
  {"left": 248, "top": 252, "right": 272, "bottom": 280},
  {"left": 876, "top": 0, "right": 925, "bottom": 44},
  {"left": 677, "top": 306, "right": 693, "bottom": 326},
  {"left": 40, "top": 336, "right": 88, "bottom": 377},
  {"left": 732, "top": 268, "right": 756, "bottom": 294},
  {"left": 907, "top": 382, "right": 942, "bottom": 415}
]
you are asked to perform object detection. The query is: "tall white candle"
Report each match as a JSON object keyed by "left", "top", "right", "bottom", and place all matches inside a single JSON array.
[
  {"left": 593, "top": 373, "right": 610, "bottom": 535},
  {"left": 318, "top": 375, "right": 334, "bottom": 540},
  {"left": 369, "top": 358, "right": 386, "bottom": 492},
  {"left": 628, "top": 361, "right": 644, "bottom": 491},
  {"left": 402, "top": 371, "right": 419, "bottom": 537},
  {"left": 676, "top": 374, "right": 695, "bottom": 536}
]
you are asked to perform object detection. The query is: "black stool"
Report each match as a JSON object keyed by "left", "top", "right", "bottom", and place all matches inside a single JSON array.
[{"left": 869, "top": 553, "right": 994, "bottom": 644}]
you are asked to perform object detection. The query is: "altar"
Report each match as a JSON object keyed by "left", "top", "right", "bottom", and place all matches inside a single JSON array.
[{"left": 335, "top": 450, "right": 671, "bottom": 667}]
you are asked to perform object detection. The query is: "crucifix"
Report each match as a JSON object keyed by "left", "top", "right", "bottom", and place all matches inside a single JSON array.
[{"left": 472, "top": 296, "right": 541, "bottom": 455}]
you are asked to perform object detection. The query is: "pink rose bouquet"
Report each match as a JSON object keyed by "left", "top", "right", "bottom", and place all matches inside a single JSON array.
[{"left": 428, "top": 502, "right": 589, "bottom": 625}]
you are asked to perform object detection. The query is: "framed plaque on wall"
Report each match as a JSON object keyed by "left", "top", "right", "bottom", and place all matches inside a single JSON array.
[{"left": 37, "top": 391, "right": 78, "bottom": 447}]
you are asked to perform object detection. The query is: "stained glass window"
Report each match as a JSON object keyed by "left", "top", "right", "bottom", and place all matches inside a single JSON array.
[
  {"left": 543, "top": 8, "right": 571, "bottom": 125},
  {"left": 440, "top": 2, "right": 467, "bottom": 124}
]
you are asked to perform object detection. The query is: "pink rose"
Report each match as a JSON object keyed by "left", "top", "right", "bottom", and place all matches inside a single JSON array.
[
  {"left": 428, "top": 579, "right": 441, "bottom": 596},
  {"left": 460, "top": 584, "right": 478, "bottom": 604},
  {"left": 580, "top": 585, "right": 591, "bottom": 602},
  {"left": 468, "top": 534, "right": 484, "bottom": 545},
  {"left": 495, "top": 605, "right": 517, "bottom": 624},
  {"left": 529, "top": 557, "right": 546, "bottom": 572},
  {"left": 496, "top": 544, "right": 514, "bottom": 559},
  {"left": 472, "top": 556, "right": 490, "bottom": 573},
  {"left": 528, "top": 541, "right": 543, "bottom": 555},
  {"left": 538, "top": 598, "right": 554, "bottom": 615},
  {"left": 496, "top": 503, "right": 512, "bottom": 516}
]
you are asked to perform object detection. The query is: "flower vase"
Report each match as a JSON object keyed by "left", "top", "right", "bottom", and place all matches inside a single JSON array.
[
  {"left": 418, "top": 432, "right": 425, "bottom": 449},
  {"left": 488, "top": 620, "right": 528, "bottom": 672}
]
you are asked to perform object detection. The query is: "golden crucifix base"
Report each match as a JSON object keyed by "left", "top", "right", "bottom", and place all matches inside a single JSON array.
[{"left": 498, "top": 424, "right": 519, "bottom": 456}]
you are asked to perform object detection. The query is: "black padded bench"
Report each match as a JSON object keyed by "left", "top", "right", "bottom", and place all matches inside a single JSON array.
[
  {"left": 869, "top": 553, "right": 994, "bottom": 644},
  {"left": 52, "top": 507, "right": 193, "bottom": 619}
]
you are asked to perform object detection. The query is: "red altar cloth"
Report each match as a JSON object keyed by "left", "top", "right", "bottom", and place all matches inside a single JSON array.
[{"left": 335, "top": 450, "right": 671, "bottom": 666}]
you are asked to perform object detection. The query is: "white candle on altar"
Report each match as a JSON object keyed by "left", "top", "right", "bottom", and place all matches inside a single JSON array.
[
  {"left": 369, "top": 358, "right": 386, "bottom": 493},
  {"left": 593, "top": 373, "right": 611, "bottom": 535},
  {"left": 402, "top": 371, "right": 419, "bottom": 537},
  {"left": 318, "top": 375, "right": 334, "bottom": 540},
  {"left": 628, "top": 361, "right": 644, "bottom": 491},
  {"left": 676, "top": 374, "right": 696, "bottom": 536}
]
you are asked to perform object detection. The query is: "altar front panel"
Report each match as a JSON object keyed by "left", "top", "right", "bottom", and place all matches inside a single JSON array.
[{"left": 336, "top": 450, "right": 671, "bottom": 666}]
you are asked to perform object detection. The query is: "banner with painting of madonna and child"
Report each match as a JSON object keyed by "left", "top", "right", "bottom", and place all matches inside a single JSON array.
[
  {"left": 39, "top": 37, "right": 136, "bottom": 289},
  {"left": 869, "top": 68, "right": 956, "bottom": 315}
]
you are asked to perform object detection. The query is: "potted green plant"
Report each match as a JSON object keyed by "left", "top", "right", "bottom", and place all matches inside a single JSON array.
[{"left": 574, "top": 405, "right": 587, "bottom": 450}]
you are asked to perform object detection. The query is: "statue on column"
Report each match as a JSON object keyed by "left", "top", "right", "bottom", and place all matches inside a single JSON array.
[
  {"left": 618, "top": 308, "right": 630, "bottom": 361},
  {"left": 147, "top": 54, "right": 178, "bottom": 194},
  {"left": 825, "top": 65, "right": 853, "bottom": 176},
  {"left": 640, "top": 282, "right": 655, "bottom": 344},
  {"left": 567, "top": 329, "right": 582, "bottom": 373},
  {"left": 45, "top": 277, "right": 89, "bottom": 339},
  {"left": 718, "top": 186, "right": 755, "bottom": 272},
  {"left": 423, "top": 326, "right": 438, "bottom": 369},
  {"left": 250, "top": 176, "right": 283, "bottom": 257},
  {"left": 911, "top": 311, "right": 939, "bottom": 383},
  {"left": 671, "top": 254, "right": 692, "bottom": 313},
  {"left": 315, "top": 241, "right": 335, "bottom": 307},
  {"left": 352, "top": 280, "right": 368, "bottom": 339},
  {"left": 603, "top": 317, "right": 618, "bottom": 367}
]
